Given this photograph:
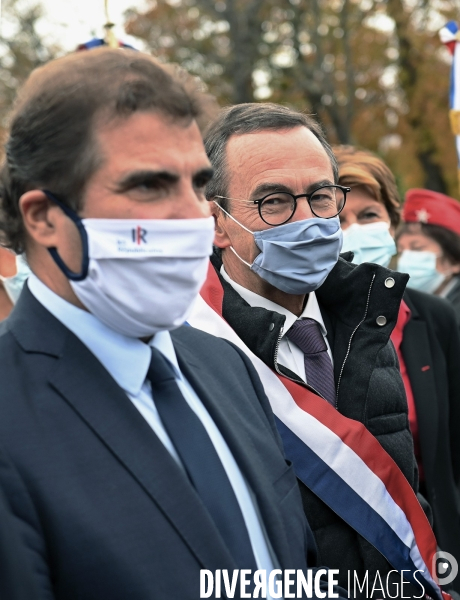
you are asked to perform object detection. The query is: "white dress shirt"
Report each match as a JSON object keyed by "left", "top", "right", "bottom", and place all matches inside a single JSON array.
[
  {"left": 221, "top": 266, "right": 333, "bottom": 383},
  {"left": 27, "top": 274, "right": 276, "bottom": 578}
]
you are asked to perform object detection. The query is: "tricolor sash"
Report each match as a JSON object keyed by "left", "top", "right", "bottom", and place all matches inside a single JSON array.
[{"left": 188, "top": 263, "right": 451, "bottom": 600}]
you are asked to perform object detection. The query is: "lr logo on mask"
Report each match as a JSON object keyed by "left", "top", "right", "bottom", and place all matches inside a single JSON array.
[
  {"left": 132, "top": 226, "right": 148, "bottom": 245},
  {"left": 433, "top": 551, "right": 458, "bottom": 586}
]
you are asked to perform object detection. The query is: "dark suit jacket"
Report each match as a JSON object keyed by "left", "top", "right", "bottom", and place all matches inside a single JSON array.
[
  {"left": 445, "top": 276, "right": 460, "bottom": 326},
  {"left": 401, "top": 288, "right": 460, "bottom": 579},
  {"left": 0, "top": 463, "right": 44, "bottom": 600},
  {"left": 0, "top": 287, "right": 321, "bottom": 600}
]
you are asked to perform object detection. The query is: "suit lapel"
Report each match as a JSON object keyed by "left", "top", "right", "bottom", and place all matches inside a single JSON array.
[
  {"left": 48, "top": 334, "right": 239, "bottom": 573},
  {"left": 12, "top": 288, "right": 290, "bottom": 577},
  {"left": 10, "top": 290, "right": 237, "bottom": 573},
  {"left": 400, "top": 304, "right": 438, "bottom": 481},
  {"left": 172, "top": 337, "right": 293, "bottom": 570}
]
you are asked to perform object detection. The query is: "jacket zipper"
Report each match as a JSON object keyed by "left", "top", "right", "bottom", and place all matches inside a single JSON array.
[{"left": 335, "top": 273, "right": 376, "bottom": 407}]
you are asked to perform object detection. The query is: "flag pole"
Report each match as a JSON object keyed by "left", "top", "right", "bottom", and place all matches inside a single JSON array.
[{"left": 103, "top": 0, "right": 118, "bottom": 48}]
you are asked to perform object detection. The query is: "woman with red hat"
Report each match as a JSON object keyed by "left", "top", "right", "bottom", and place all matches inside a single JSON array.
[
  {"left": 334, "top": 145, "right": 460, "bottom": 584},
  {"left": 397, "top": 189, "right": 460, "bottom": 321}
]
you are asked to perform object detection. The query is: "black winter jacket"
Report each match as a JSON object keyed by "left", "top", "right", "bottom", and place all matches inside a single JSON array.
[
  {"left": 211, "top": 251, "right": 423, "bottom": 599},
  {"left": 402, "top": 288, "right": 460, "bottom": 591},
  {"left": 445, "top": 275, "right": 460, "bottom": 326}
]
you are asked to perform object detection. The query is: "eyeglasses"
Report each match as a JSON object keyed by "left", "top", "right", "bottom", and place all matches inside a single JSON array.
[{"left": 215, "top": 184, "right": 350, "bottom": 226}]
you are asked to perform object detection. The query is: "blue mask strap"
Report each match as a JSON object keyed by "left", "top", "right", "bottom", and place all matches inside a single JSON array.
[{"left": 42, "top": 190, "right": 89, "bottom": 281}]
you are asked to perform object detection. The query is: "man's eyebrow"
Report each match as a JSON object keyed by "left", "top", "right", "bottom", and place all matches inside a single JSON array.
[
  {"left": 306, "top": 179, "right": 335, "bottom": 192},
  {"left": 250, "top": 183, "right": 292, "bottom": 199},
  {"left": 115, "top": 170, "right": 179, "bottom": 192},
  {"left": 251, "top": 179, "right": 335, "bottom": 199},
  {"left": 193, "top": 167, "right": 214, "bottom": 184}
]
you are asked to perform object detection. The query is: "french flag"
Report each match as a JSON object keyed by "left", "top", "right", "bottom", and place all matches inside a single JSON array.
[
  {"left": 440, "top": 21, "right": 460, "bottom": 172},
  {"left": 188, "top": 263, "right": 451, "bottom": 600}
]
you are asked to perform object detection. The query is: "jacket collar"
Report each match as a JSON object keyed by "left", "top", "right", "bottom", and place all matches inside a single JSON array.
[
  {"left": 400, "top": 288, "right": 420, "bottom": 320},
  {"left": 211, "top": 253, "right": 285, "bottom": 371},
  {"left": 400, "top": 289, "right": 439, "bottom": 479},
  {"left": 5, "top": 283, "right": 67, "bottom": 357},
  {"left": 315, "top": 251, "right": 408, "bottom": 328},
  {"left": 27, "top": 275, "right": 152, "bottom": 396},
  {"left": 212, "top": 249, "right": 408, "bottom": 372}
]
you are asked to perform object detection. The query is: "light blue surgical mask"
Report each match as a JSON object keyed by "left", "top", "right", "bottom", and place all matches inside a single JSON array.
[
  {"left": 397, "top": 250, "right": 445, "bottom": 294},
  {"left": 216, "top": 203, "right": 343, "bottom": 294},
  {"left": 0, "top": 254, "right": 31, "bottom": 303},
  {"left": 341, "top": 222, "right": 396, "bottom": 267}
]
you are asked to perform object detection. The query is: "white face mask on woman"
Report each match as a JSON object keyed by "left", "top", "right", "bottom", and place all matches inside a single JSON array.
[
  {"left": 397, "top": 250, "right": 446, "bottom": 294},
  {"left": 44, "top": 191, "right": 215, "bottom": 338},
  {"left": 341, "top": 222, "right": 396, "bottom": 267},
  {"left": 0, "top": 254, "right": 31, "bottom": 303}
]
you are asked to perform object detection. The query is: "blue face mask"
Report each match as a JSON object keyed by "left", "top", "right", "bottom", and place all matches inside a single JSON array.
[
  {"left": 397, "top": 250, "right": 445, "bottom": 294},
  {"left": 0, "top": 254, "right": 31, "bottom": 303},
  {"left": 341, "top": 222, "right": 396, "bottom": 267},
  {"left": 216, "top": 204, "right": 343, "bottom": 294}
]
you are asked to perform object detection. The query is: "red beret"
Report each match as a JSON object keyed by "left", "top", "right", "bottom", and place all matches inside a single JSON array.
[{"left": 403, "top": 188, "right": 460, "bottom": 236}]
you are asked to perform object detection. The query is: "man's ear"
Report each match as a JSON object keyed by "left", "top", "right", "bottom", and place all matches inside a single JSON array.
[
  {"left": 211, "top": 202, "right": 232, "bottom": 249},
  {"left": 19, "top": 190, "right": 62, "bottom": 248}
]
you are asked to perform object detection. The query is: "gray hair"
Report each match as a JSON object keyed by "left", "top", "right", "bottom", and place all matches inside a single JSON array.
[{"left": 204, "top": 103, "right": 339, "bottom": 212}]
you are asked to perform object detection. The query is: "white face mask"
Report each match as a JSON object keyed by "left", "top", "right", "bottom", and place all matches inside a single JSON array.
[
  {"left": 0, "top": 254, "right": 31, "bottom": 304},
  {"left": 216, "top": 203, "right": 342, "bottom": 295},
  {"left": 397, "top": 250, "right": 446, "bottom": 294},
  {"left": 44, "top": 190, "right": 214, "bottom": 338},
  {"left": 341, "top": 222, "right": 396, "bottom": 267}
]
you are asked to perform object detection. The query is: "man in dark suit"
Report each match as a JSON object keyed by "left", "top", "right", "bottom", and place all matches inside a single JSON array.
[{"left": 0, "top": 49, "right": 337, "bottom": 599}]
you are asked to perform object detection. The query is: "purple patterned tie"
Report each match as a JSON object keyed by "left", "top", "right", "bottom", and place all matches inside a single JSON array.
[{"left": 286, "top": 318, "right": 336, "bottom": 405}]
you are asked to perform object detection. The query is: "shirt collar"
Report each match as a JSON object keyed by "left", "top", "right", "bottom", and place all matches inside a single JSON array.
[
  {"left": 220, "top": 266, "right": 327, "bottom": 336},
  {"left": 27, "top": 274, "right": 180, "bottom": 395}
]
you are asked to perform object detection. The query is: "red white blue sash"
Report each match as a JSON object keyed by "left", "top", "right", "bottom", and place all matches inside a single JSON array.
[{"left": 188, "top": 263, "right": 451, "bottom": 600}]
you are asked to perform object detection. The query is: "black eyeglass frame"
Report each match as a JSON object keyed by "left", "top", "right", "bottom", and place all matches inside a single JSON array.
[{"left": 253, "top": 184, "right": 351, "bottom": 226}]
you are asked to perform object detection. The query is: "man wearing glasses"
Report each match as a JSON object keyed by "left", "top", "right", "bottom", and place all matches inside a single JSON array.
[{"left": 199, "top": 103, "right": 423, "bottom": 598}]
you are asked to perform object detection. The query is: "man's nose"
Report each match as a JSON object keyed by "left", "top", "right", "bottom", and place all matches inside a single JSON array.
[{"left": 293, "top": 197, "right": 315, "bottom": 221}]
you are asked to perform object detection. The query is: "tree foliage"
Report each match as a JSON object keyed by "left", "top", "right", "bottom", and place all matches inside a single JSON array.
[
  {"left": 125, "top": 0, "right": 460, "bottom": 197},
  {"left": 0, "top": 0, "right": 61, "bottom": 141}
]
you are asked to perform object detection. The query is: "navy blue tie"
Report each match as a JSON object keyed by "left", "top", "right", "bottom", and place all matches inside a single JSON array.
[
  {"left": 286, "top": 318, "right": 336, "bottom": 405},
  {"left": 147, "top": 346, "right": 258, "bottom": 571}
]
